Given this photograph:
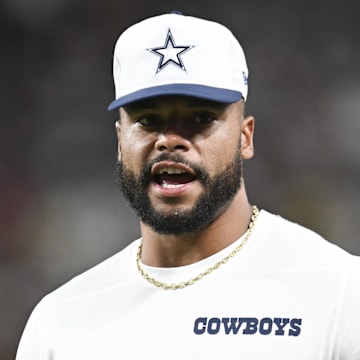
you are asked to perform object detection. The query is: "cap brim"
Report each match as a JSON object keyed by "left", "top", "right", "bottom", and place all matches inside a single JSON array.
[{"left": 107, "top": 84, "right": 242, "bottom": 111}]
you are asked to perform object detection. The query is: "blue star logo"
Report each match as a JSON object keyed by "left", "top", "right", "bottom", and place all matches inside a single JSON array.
[{"left": 147, "top": 29, "right": 194, "bottom": 74}]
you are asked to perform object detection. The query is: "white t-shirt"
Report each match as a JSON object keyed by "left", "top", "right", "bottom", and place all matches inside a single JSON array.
[{"left": 16, "top": 210, "right": 360, "bottom": 359}]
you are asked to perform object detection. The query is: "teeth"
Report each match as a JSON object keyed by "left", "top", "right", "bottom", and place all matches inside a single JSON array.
[
  {"left": 161, "top": 183, "right": 182, "bottom": 188},
  {"left": 157, "top": 167, "right": 186, "bottom": 175}
]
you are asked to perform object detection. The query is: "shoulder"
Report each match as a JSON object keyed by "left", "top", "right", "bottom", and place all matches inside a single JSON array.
[
  {"left": 254, "top": 210, "right": 359, "bottom": 271},
  {"left": 39, "top": 239, "right": 140, "bottom": 306}
]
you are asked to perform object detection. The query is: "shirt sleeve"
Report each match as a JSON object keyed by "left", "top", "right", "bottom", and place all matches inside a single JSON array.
[{"left": 336, "top": 257, "right": 360, "bottom": 360}]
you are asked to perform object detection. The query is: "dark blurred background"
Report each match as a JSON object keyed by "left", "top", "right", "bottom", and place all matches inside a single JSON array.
[{"left": 1, "top": 0, "right": 360, "bottom": 358}]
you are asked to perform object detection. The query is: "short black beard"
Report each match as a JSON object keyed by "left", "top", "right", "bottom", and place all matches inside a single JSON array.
[{"left": 115, "top": 152, "right": 243, "bottom": 235}]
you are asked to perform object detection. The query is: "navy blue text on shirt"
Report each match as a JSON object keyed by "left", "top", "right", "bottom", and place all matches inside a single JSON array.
[{"left": 193, "top": 317, "right": 302, "bottom": 336}]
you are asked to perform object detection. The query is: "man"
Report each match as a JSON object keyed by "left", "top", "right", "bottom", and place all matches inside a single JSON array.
[{"left": 17, "top": 12, "right": 360, "bottom": 359}]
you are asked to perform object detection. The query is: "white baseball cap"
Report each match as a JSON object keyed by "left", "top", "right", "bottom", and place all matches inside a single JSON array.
[{"left": 108, "top": 12, "right": 249, "bottom": 111}]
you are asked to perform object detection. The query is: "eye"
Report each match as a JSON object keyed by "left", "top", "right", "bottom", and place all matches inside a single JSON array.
[
  {"left": 192, "top": 113, "right": 217, "bottom": 126},
  {"left": 136, "top": 115, "right": 161, "bottom": 127}
]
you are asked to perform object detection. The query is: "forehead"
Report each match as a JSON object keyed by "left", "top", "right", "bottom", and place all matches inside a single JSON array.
[{"left": 122, "top": 95, "right": 230, "bottom": 114}]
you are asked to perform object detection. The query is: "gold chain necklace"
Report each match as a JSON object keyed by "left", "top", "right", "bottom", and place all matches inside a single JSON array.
[{"left": 136, "top": 205, "right": 259, "bottom": 290}]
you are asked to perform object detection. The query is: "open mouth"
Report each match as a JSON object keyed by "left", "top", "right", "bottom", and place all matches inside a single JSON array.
[{"left": 153, "top": 166, "right": 197, "bottom": 188}]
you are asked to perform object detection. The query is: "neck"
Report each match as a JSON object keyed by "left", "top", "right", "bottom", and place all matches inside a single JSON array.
[{"left": 139, "top": 186, "right": 253, "bottom": 267}]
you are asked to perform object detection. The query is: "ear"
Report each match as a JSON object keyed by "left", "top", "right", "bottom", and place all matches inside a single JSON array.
[
  {"left": 115, "top": 120, "right": 122, "bottom": 162},
  {"left": 240, "top": 116, "right": 255, "bottom": 160}
]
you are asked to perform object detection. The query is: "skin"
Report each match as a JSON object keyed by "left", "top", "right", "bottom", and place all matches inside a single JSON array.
[{"left": 116, "top": 95, "right": 255, "bottom": 267}]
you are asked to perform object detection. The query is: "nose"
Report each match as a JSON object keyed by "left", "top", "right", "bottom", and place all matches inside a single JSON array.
[{"left": 155, "top": 132, "right": 191, "bottom": 153}]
